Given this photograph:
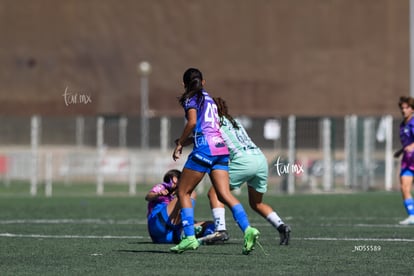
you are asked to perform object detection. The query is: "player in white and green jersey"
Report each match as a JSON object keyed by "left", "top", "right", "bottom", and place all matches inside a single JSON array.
[{"left": 206, "top": 97, "right": 291, "bottom": 246}]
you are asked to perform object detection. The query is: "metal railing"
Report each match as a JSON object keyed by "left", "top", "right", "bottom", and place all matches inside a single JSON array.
[{"left": 0, "top": 115, "right": 403, "bottom": 196}]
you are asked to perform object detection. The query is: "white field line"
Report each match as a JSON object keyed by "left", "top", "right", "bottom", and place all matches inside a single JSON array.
[
  {"left": 1, "top": 233, "right": 413, "bottom": 243},
  {"left": 0, "top": 219, "right": 411, "bottom": 228},
  {"left": 304, "top": 223, "right": 410, "bottom": 228},
  {"left": 303, "top": 237, "right": 414, "bottom": 242},
  {"left": 0, "top": 218, "right": 412, "bottom": 242},
  {"left": 0, "top": 219, "right": 146, "bottom": 225},
  {"left": 0, "top": 233, "right": 145, "bottom": 239}
]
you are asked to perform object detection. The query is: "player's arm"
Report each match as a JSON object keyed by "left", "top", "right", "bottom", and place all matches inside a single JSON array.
[
  {"left": 175, "top": 136, "right": 193, "bottom": 147},
  {"left": 394, "top": 148, "right": 404, "bottom": 158},
  {"left": 145, "top": 185, "right": 169, "bottom": 201},
  {"left": 173, "top": 108, "right": 196, "bottom": 161},
  {"left": 394, "top": 142, "right": 414, "bottom": 158}
]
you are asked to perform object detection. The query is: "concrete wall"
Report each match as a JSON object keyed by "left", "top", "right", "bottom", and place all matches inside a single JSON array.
[{"left": 0, "top": 0, "right": 408, "bottom": 117}]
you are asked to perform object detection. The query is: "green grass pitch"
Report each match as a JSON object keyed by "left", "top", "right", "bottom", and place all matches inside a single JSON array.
[{"left": 0, "top": 182, "right": 413, "bottom": 275}]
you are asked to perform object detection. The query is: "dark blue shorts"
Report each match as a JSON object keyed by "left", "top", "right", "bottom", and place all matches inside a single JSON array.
[
  {"left": 184, "top": 151, "right": 229, "bottom": 174},
  {"left": 401, "top": 168, "right": 414, "bottom": 177}
]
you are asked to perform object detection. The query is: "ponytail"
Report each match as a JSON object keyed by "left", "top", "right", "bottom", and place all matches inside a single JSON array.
[
  {"left": 213, "top": 97, "right": 239, "bottom": 129},
  {"left": 179, "top": 68, "right": 205, "bottom": 106}
]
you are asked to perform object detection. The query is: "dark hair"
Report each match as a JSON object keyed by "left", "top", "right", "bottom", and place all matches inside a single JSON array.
[
  {"left": 163, "top": 169, "right": 181, "bottom": 183},
  {"left": 162, "top": 169, "right": 181, "bottom": 192},
  {"left": 213, "top": 97, "right": 239, "bottom": 129},
  {"left": 398, "top": 96, "right": 414, "bottom": 109},
  {"left": 179, "top": 68, "right": 205, "bottom": 106}
]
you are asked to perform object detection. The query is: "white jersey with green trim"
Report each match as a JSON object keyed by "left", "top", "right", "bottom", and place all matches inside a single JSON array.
[{"left": 220, "top": 117, "right": 262, "bottom": 159}]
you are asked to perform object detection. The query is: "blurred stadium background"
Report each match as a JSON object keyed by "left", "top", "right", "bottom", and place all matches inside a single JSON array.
[{"left": 0, "top": 0, "right": 411, "bottom": 195}]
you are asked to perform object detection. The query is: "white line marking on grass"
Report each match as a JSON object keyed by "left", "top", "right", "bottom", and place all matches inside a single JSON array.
[
  {"left": 251, "top": 222, "right": 407, "bottom": 228},
  {"left": 303, "top": 237, "right": 414, "bottom": 242},
  {"left": 1, "top": 233, "right": 413, "bottom": 243},
  {"left": 0, "top": 219, "right": 146, "bottom": 225},
  {"left": 0, "top": 233, "right": 145, "bottom": 239},
  {"left": 318, "top": 223, "right": 409, "bottom": 228},
  {"left": 291, "top": 217, "right": 396, "bottom": 220}
]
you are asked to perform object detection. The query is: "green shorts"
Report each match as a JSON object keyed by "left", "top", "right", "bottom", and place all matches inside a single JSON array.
[{"left": 229, "top": 153, "right": 268, "bottom": 193}]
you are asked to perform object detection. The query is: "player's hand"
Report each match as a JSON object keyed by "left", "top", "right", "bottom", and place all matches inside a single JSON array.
[
  {"left": 158, "top": 189, "right": 169, "bottom": 196},
  {"left": 394, "top": 148, "right": 404, "bottom": 158},
  {"left": 172, "top": 144, "right": 183, "bottom": 161}
]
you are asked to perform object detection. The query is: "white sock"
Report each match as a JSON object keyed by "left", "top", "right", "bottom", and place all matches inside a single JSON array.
[
  {"left": 266, "top": 211, "right": 284, "bottom": 228},
  {"left": 212, "top": 207, "right": 226, "bottom": 231}
]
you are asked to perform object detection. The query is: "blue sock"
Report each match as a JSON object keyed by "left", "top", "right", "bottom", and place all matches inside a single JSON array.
[
  {"left": 181, "top": 207, "right": 195, "bottom": 237},
  {"left": 231, "top": 203, "right": 250, "bottom": 232},
  {"left": 404, "top": 198, "right": 414, "bottom": 216}
]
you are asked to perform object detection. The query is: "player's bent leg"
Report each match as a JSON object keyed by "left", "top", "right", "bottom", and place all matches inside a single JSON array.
[
  {"left": 210, "top": 169, "right": 260, "bottom": 254},
  {"left": 247, "top": 186, "right": 291, "bottom": 245},
  {"left": 206, "top": 186, "right": 230, "bottom": 244}
]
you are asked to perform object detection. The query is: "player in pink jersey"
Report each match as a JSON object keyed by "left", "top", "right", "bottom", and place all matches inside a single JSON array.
[{"left": 146, "top": 169, "right": 215, "bottom": 243}]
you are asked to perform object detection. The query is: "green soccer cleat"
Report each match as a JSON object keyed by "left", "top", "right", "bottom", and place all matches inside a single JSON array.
[
  {"left": 170, "top": 236, "right": 200, "bottom": 254},
  {"left": 242, "top": 226, "right": 260, "bottom": 255}
]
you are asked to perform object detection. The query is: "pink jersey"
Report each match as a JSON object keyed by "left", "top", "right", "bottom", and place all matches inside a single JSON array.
[
  {"left": 183, "top": 90, "right": 229, "bottom": 156},
  {"left": 400, "top": 117, "right": 414, "bottom": 171},
  {"left": 146, "top": 183, "right": 175, "bottom": 217}
]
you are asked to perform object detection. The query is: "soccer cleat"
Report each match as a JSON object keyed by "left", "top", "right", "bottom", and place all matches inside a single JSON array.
[
  {"left": 277, "top": 224, "right": 291, "bottom": 245},
  {"left": 399, "top": 215, "right": 414, "bottom": 225},
  {"left": 242, "top": 226, "right": 260, "bottom": 255},
  {"left": 170, "top": 236, "right": 200, "bottom": 254},
  {"left": 198, "top": 230, "right": 230, "bottom": 245}
]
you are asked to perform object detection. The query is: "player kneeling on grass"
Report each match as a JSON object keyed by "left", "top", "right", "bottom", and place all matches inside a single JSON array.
[
  {"left": 146, "top": 169, "right": 215, "bottom": 243},
  {"left": 207, "top": 97, "right": 291, "bottom": 245}
]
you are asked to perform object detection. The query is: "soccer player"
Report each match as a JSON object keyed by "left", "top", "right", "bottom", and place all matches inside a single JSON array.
[
  {"left": 397, "top": 96, "right": 414, "bottom": 225},
  {"left": 146, "top": 169, "right": 215, "bottom": 243},
  {"left": 206, "top": 97, "right": 291, "bottom": 245},
  {"left": 170, "top": 68, "right": 260, "bottom": 254}
]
